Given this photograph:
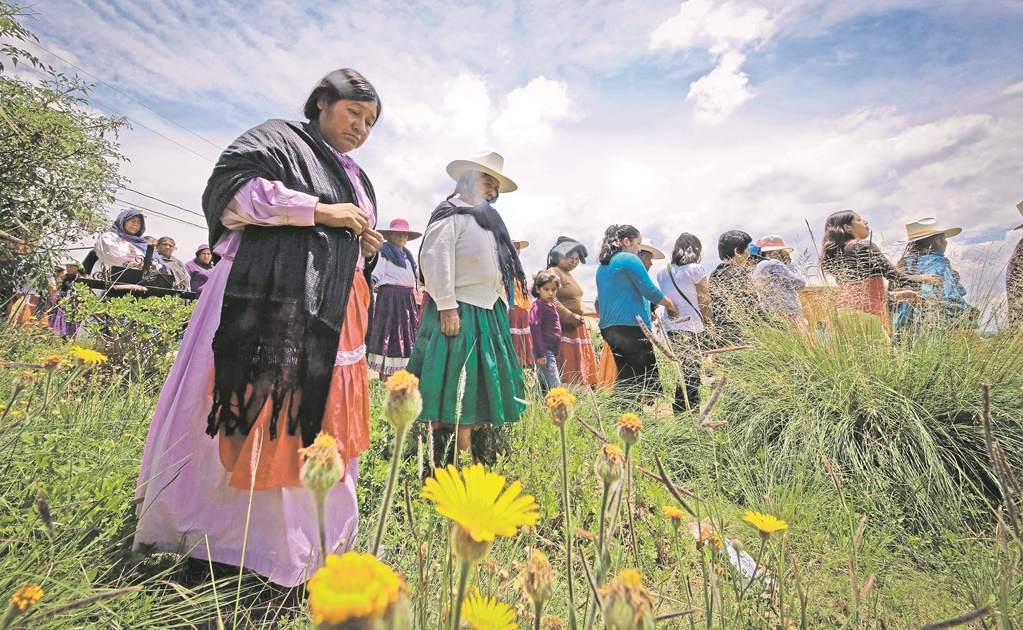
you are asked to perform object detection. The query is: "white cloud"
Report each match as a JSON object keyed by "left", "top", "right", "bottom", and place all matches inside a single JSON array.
[
  {"left": 650, "top": 0, "right": 776, "bottom": 55},
  {"left": 686, "top": 51, "right": 755, "bottom": 124},
  {"left": 443, "top": 74, "right": 491, "bottom": 145},
  {"left": 492, "top": 77, "right": 573, "bottom": 145}
]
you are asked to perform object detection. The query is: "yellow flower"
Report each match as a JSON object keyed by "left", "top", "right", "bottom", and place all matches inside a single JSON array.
[
  {"left": 662, "top": 506, "right": 686, "bottom": 532},
  {"left": 595, "top": 443, "right": 626, "bottom": 485},
  {"left": 68, "top": 346, "right": 108, "bottom": 366},
  {"left": 40, "top": 355, "right": 64, "bottom": 371},
  {"left": 743, "top": 510, "right": 788, "bottom": 541},
  {"left": 617, "top": 413, "right": 643, "bottom": 445},
  {"left": 518, "top": 548, "right": 555, "bottom": 607},
  {"left": 8, "top": 582, "right": 44, "bottom": 612},
  {"left": 544, "top": 387, "right": 576, "bottom": 427},
  {"left": 307, "top": 552, "right": 404, "bottom": 626},
  {"left": 599, "top": 568, "right": 655, "bottom": 630},
  {"left": 299, "top": 432, "right": 345, "bottom": 497},
  {"left": 421, "top": 464, "right": 539, "bottom": 563},
  {"left": 461, "top": 592, "right": 517, "bottom": 630},
  {"left": 382, "top": 370, "right": 423, "bottom": 428},
  {"left": 695, "top": 527, "right": 723, "bottom": 550}
]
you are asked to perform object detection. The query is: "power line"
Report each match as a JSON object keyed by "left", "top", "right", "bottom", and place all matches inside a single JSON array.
[
  {"left": 24, "top": 39, "right": 225, "bottom": 152},
  {"left": 17, "top": 62, "right": 217, "bottom": 164},
  {"left": 122, "top": 186, "right": 205, "bottom": 218},
  {"left": 111, "top": 198, "right": 207, "bottom": 230}
]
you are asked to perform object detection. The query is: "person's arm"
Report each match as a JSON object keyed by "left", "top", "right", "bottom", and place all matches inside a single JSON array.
[
  {"left": 695, "top": 278, "right": 713, "bottom": 324},
  {"left": 622, "top": 255, "right": 666, "bottom": 304},
  {"left": 528, "top": 303, "right": 546, "bottom": 361},
  {"left": 420, "top": 215, "right": 462, "bottom": 336},
  {"left": 93, "top": 232, "right": 136, "bottom": 267},
  {"left": 775, "top": 263, "right": 807, "bottom": 290},
  {"left": 223, "top": 177, "right": 371, "bottom": 234}
]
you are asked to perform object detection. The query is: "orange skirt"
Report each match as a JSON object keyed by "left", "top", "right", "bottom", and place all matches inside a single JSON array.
[
  {"left": 218, "top": 272, "right": 372, "bottom": 491},
  {"left": 509, "top": 306, "right": 534, "bottom": 368},
  {"left": 557, "top": 323, "right": 598, "bottom": 386},
  {"left": 596, "top": 341, "right": 617, "bottom": 390}
]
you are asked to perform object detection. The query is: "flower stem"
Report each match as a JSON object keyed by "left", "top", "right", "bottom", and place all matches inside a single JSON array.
[
  {"left": 559, "top": 423, "right": 578, "bottom": 630},
  {"left": 315, "top": 492, "right": 328, "bottom": 564},
  {"left": 372, "top": 423, "right": 409, "bottom": 555},
  {"left": 451, "top": 559, "right": 470, "bottom": 630},
  {"left": 740, "top": 538, "right": 767, "bottom": 600},
  {"left": 534, "top": 600, "right": 543, "bottom": 630}
]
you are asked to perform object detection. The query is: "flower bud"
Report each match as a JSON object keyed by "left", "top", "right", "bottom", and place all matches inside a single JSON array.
[
  {"left": 382, "top": 370, "right": 423, "bottom": 429},
  {"left": 616, "top": 413, "right": 643, "bottom": 446},
  {"left": 299, "top": 432, "right": 345, "bottom": 499},
  {"left": 40, "top": 355, "right": 64, "bottom": 372},
  {"left": 599, "top": 569, "right": 655, "bottom": 630},
  {"left": 544, "top": 388, "right": 576, "bottom": 427},
  {"left": 518, "top": 548, "right": 555, "bottom": 607},
  {"left": 594, "top": 444, "right": 625, "bottom": 486},
  {"left": 451, "top": 525, "right": 493, "bottom": 565}
]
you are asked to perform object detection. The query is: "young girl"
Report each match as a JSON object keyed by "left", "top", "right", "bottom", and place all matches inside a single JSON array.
[{"left": 529, "top": 270, "right": 562, "bottom": 392}]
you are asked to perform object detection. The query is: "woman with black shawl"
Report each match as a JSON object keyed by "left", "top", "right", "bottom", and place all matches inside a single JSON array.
[
  {"left": 407, "top": 152, "right": 527, "bottom": 462},
  {"left": 133, "top": 68, "right": 384, "bottom": 587}
]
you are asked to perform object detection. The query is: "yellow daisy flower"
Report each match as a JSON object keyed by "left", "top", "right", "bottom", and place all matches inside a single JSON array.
[
  {"left": 421, "top": 464, "right": 539, "bottom": 543},
  {"left": 40, "top": 355, "right": 64, "bottom": 371},
  {"left": 68, "top": 346, "right": 108, "bottom": 366},
  {"left": 307, "top": 552, "right": 404, "bottom": 626},
  {"left": 743, "top": 510, "right": 788, "bottom": 541},
  {"left": 9, "top": 582, "right": 44, "bottom": 612},
  {"left": 662, "top": 506, "right": 686, "bottom": 533},
  {"left": 461, "top": 592, "right": 517, "bottom": 630}
]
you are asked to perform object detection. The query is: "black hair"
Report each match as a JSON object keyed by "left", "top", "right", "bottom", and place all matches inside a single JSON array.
[
  {"left": 671, "top": 232, "right": 703, "bottom": 266},
  {"left": 820, "top": 210, "right": 858, "bottom": 262},
  {"left": 531, "top": 269, "right": 561, "bottom": 298},
  {"left": 717, "top": 230, "right": 752, "bottom": 260},
  {"left": 597, "top": 224, "right": 641, "bottom": 265},
  {"left": 302, "top": 68, "right": 382, "bottom": 122}
]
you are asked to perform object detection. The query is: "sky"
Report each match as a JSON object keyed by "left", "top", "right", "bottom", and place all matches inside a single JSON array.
[{"left": 12, "top": 0, "right": 1023, "bottom": 317}]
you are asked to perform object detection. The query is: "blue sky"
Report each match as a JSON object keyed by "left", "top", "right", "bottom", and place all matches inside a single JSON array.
[{"left": 12, "top": 0, "right": 1023, "bottom": 313}]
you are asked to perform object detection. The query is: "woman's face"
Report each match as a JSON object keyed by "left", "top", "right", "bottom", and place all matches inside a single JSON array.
[
  {"left": 621, "top": 234, "right": 643, "bottom": 255},
  {"left": 388, "top": 233, "right": 409, "bottom": 248},
  {"left": 557, "top": 251, "right": 580, "bottom": 273},
  {"left": 124, "top": 216, "right": 143, "bottom": 235},
  {"left": 469, "top": 173, "right": 500, "bottom": 204},
  {"left": 156, "top": 240, "right": 176, "bottom": 258},
  {"left": 318, "top": 98, "right": 378, "bottom": 153},
  {"left": 845, "top": 214, "right": 870, "bottom": 240},
  {"left": 197, "top": 249, "right": 213, "bottom": 263},
  {"left": 933, "top": 234, "right": 948, "bottom": 253}
]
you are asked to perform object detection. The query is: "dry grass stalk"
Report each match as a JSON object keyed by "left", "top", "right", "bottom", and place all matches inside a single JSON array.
[
  {"left": 636, "top": 315, "right": 681, "bottom": 363},
  {"left": 699, "top": 345, "right": 754, "bottom": 356},
  {"left": 634, "top": 465, "right": 707, "bottom": 503},
  {"left": 585, "top": 388, "right": 608, "bottom": 441},
  {"left": 653, "top": 608, "right": 698, "bottom": 621},
  {"left": 576, "top": 416, "right": 609, "bottom": 444},
  {"left": 854, "top": 514, "right": 867, "bottom": 548},
  {"left": 34, "top": 478, "right": 53, "bottom": 534},
  {"left": 9, "top": 586, "right": 141, "bottom": 628},
  {"left": 821, "top": 455, "right": 846, "bottom": 510},
  {"left": 652, "top": 452, "right": 696, "bottom": 517},
  {"left": 695, "top": 375, "right": 726, "bottom": 432},
  {"left": 859, "top": 573, "right": 875, "bottom": 600},
  {"left": 576, "top": 544, "right": 602, "bottom": 609},
  {"left": 919, "top": 604, "right": 994, "bottom": 630}
]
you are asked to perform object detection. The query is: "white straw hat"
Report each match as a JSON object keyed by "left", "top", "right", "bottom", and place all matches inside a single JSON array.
[
  {"left": 639, "top": 238, "right": 665, "bottom": 260},
  {"left": 446, "top": 151, "right": 518, "bottom": 193},
  {"left": 895, "top": 217, "right": 962, "bottom": 244},
  {"left": 1014, "top": 199, "right": 1023, "bottom": 231}
]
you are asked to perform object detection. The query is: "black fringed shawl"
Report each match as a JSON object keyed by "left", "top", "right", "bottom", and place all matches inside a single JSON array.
[
  {"left": 424, "top": 200, "right": 527, "bottom": 299},
  {"left": 379, "top": 241, "right": 417, "bottom": 276},
  {"left": 201, "top": 119, "right": 375, "bottom": 447}
]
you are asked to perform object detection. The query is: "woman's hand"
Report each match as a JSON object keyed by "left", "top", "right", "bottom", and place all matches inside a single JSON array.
[
  {"left": 313, "top": 202, "right": 370, "bottom": 234},
  {"left": 440, "top": 308, "right": 460, "bottom": 336},
  {"left": 660, "top": 297, "right": 679, "bottom": 318},
  {"left": 917, "top": 274, "right": 942, "bottom": 286},
  {"left": 574, "top": 313, "right": 586, "bottom": 326},
  {"left": 360, "top": 227, "right": 384, "bottom": 258}
]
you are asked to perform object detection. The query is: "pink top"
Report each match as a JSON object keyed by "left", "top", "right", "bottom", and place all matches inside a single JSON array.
[{"left": 216, "top": 146, "right": 375, "bottom": 270}]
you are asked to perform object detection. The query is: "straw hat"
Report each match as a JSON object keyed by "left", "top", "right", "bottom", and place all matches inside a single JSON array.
[
  {"left": 755, "top": 235, "right": 794, "bottom": 253},
  {"left": 379, "top": 218, "right": 422, "bottom": 240},
  {"left": 1014, "top": 199, "right": 1023, "bottom": 231},
  {"left": 512, "top": 240, "right": 529, "bottom": 249},
  {"left": 446, "top": 151, "right": 518, "bottom": 193},
  {"left": 639, "top": 239, "right": 665, "bottom": 260},
  {"left": 896, "top": 217, "right": 961, "bottom": 244}
]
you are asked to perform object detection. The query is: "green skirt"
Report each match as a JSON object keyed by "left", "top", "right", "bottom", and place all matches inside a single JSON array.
[{"left": 407, "top": 298, "right": 526, "bottom": 427}]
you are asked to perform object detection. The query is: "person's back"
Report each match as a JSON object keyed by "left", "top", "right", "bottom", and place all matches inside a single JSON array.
[
  {"left": 753, "top": 258, "right": 805, "bottom": 316},
  {"left": 709, "top": 261, "right": 761, "bottom": 342},
  {"left": 596, "top": 251, "right": 660, "bottom": 329},
  {"left": 656, "top": 262, "right": 706, "bottom": 333}
]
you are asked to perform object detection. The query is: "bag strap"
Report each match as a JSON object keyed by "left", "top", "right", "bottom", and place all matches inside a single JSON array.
[{"left": 666, "top": 262, "right": 705, "bottom": 324}]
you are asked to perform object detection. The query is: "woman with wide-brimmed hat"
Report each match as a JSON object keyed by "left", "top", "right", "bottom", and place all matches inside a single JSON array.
[
  {"left": 1008, "top": 201, "right": 1023, "bottom": 328},
  {"left": 134, "top": 68, "right": 384, "bottom": 586},
  {"left": 509, "top": 239, "right": 535, "bottom": 369},
  {"left": 367, "top": 218, "right": 422, "bottom": 377},
  {"left": 892, "top": 217, "right": 972, "bottom": 336},
  {"left": 408, "top": 151, "right": 527, "bottom": 463},
  {"left": 546, "top": 236, "right": 600, "bottom": 386}
]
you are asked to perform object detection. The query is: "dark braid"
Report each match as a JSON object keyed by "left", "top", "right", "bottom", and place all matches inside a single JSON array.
[{"left": 598, "top": 224, "right": 640, "bottom": 265}]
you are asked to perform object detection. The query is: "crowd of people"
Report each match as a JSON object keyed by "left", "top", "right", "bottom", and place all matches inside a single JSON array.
[{"left": 109, "top": 67, "right": 1023, "bottom": 589}]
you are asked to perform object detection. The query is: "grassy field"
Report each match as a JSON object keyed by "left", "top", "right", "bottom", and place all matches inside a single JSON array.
[{"left": 0, "top": 313, "right": 1020, "bottom": 629}]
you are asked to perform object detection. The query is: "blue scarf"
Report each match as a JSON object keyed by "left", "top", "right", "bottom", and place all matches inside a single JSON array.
[{"left": 380, "top": 240, "right": 417, "bottom": 276}]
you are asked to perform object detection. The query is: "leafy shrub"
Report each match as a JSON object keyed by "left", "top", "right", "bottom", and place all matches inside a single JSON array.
[{"left": 72, "top": 287, "right": 194, "bottom": 378}]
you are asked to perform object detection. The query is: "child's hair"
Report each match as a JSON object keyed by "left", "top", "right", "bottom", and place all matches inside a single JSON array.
[
  {"left": 597, "top": 224, "right": 641, "bottom": 265},
  {"left": 531, "top": 269, "right": 561, "bottom": 298}
]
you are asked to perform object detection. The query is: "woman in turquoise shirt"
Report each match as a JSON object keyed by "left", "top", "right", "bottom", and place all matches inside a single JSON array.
[{"left": 595, "top": 224, "right": 679, "bottom": 398}]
